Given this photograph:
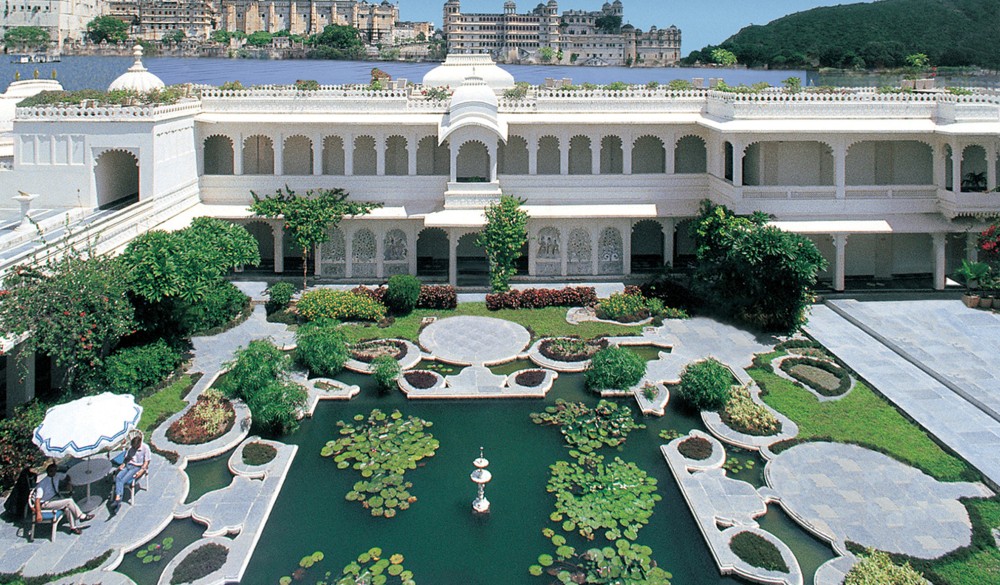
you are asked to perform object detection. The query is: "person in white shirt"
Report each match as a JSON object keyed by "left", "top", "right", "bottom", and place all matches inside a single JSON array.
[
  {"left": 111, "top": 434, "right": 151, "bottom": 513},
  {"left": 33, "top": 464, "right": 93, "bottom": 534}
]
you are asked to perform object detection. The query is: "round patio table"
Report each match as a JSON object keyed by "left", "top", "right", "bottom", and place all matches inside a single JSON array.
[{"left": 66, "top": 458, "right": 113, "bottom": 513}]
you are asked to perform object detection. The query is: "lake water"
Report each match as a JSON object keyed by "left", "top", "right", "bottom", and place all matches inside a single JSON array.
[{"left": 1, "top": 56, "right": 814, "bottom": 93}]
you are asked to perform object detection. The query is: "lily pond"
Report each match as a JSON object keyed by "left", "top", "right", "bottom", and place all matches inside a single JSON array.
[{"left": 128, "top": 362, "right": 836, "bottom": 585}]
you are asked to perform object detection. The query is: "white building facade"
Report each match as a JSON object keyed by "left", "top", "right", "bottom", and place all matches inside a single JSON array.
[{"left": 2, "top": 55, "right": 1000, "bottom": 293}]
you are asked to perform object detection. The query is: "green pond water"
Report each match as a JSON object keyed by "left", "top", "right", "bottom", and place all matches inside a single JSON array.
[{"left": 231, "top": 367, "right": 835, "bottom": 585}]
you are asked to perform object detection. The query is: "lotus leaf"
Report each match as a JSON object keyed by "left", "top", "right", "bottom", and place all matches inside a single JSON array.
[
  {"left": 529, "top": 565, "right": 543, "bottom": 576},
  {"left": 539, "top": 554, "right": 554, "bottom": 567},
  {"left": 279, "top": 577, "right": 292, "bottom": 585},
  {"left": 300, "top": 555, "right": 315, "bottom": 568},
  {"left": 531, "top": 400, "right": 644, "bottom": 452},
  {"left": 552, "top": 534, "right": 566, "bottom": 546},
  {"left": 542, "top": 527, "right": 555, "bottom": 538},
  {"left": 373, "top": 575, "right": 387, "bottom": 585},
  {"left": 390, "top": 554, "right": 404, "bottom": 564},
  {"left": 142, "top": 556, "right": 153, "bottom": 564},
  {"left": 358, "top": 552, "right": 371, "bottom": 563},
  {"left": 152, "top": 556, "right": 161, "bottom": 562},
  {"left": 137, "top": 550, "right": 147, "bottom": 558}
]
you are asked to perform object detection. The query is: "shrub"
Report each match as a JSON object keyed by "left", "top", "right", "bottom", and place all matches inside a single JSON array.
[
  {"left": 266, "top": 281, "right": 295, "bottom": 313},
  {"left": 296, "top": 289, "right": 386, "bottom": 322},
  {"left": 170, "top": 543, "right": 229, "bottom": 585},
  {"left": 417, "top": 285, "right": 457, "bottom": 309},
  {"left": 721, "top": 384, "right": 781, "bottom": 436},
  {"left": 639, "top": 276, "right": 700, "bottom": 311},
  {"left": 0, "top": 401, "right": 46, "bottom": 492},
  {"left": 677, "top": 358, "right": 734, "bottom": 411},
  {"left": 845, "top": 549, "right": 924, "bottom": 585},
  {"left": 585, "top": 346, "right": 646, "bottom": 392},
  {"left": 678, "top": 436, "right": 713, "bottom": 460},
  {"left": 242, "top": 441, "right": 277, "bottom": 466},
  {"left": 540, "top": 337, "right": 607, "bottom": 362},
  {"left": 730, "top": 531, "right": 788, "bottom": 573},
  {"left": 597, "top": 292, "right": 651, "bottom": 322},
  {"left": 97, "top": 340, "right": 183, "bottom": 397},
  {"left": 166, "top": 389, "right": 235, "bottom": 445},
  {"left": 218, "top": 340, "right": 307, "bottom": 435},
  {"left": 174, "top": 280, "right": 249, "bottom": 334},
  {"left": 351, "top": 284, "right": 386, "bottom": 304},
  {"left": 485, "top": 286, "right": 598, "bottom": 310},
  {"left": 296, "top": 319, "right": 350, "bottom": 377},
  {"left": 371, "top": 355, "right": 401, "bottom": 391},
  {"left": 385, "top": 275, "right": 421, "bottom": 315}
]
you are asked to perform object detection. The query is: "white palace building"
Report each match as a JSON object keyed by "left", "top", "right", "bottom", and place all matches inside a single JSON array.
[{"left": 2, "top": 52, "right": 1000, "bottom": 293}]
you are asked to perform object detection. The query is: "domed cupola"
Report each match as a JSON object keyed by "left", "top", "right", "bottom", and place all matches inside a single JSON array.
[
  {"left": 108, "top": 45, "right": 165, "bottom": 93},
  {"left": 438, "top": 73, "right": 508, "bottom": 146},
  {"left": 422, "top": 54, "right": 515, "bottom": 94}
]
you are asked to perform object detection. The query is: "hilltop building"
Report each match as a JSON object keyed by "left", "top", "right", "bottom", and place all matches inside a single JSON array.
[
  {"left": 106, "top": 0, "right": 217, "bottom": 41},
  {"left": 443, "top": 0, "right": 680, "bottom": 66},
  {"left": 2, "top": 52, "right": 1000, "bottom": 407},
  {"left": 219, "top": 0, "right": 404, "bottom": 44},
  {"left": 0, "top": 0, "right": 103, "bottom": 49}
]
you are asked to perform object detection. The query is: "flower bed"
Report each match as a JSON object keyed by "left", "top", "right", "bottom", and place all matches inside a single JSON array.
[
  {"left": 729, "top": 531, "right": 788, "bottom": 573},
  {"left": 296, "top": 289, "right": 386, "bottom": 322},
  {"left": 170, "top": 543, "right": 229, "bottom": 585},
  {"left": 352, "top": 284, "right": 458, "bottom": 310},
  {"left": 515, "top": 369, "right": 546, "bottom": 387},
  {"left": 780, "top": 357, "right": 851, "bottom": 396},
  {"left": 166, "top": 390, "right": 235, "bottom": 445},
  {"left": 242, "top": 441, "right": 277, "bottom": 466},
  {"left": 350, "top": 339, "right": 407, "bottom": 363},
  {"left": 539, "top": 337, "right": 607, "bottom": 362},
  {"left": 678, "top": 436, "right": 713, "bottom": 460},
  {"left": 403, "top": 371, "right": 438, "bottom": 389},
  {"left": 485, "top": 286, "right": 597, "bottom": 310},
  {"left": 720, "top": 385, "right": 781, "bottom": 436}
]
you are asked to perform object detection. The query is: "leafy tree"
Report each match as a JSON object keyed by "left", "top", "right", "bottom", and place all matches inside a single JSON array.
[
  {"left": 538, "top": 46, "right": 555, "bottom": 63},
  {"left": 217, "top": 340, "right": 307, "bottom": 435},
  {"left": 477, "top": 195, "right": 528, "bottom": 292},
  {"left": 3, "top": 26, "right": 50, "bottom": 50},
  {"left": 308, "top": 24, "right": 364, "bottom": 60},
  {"left": 246, "top": 31, "right": 273, "bottom": 47},
  {"left": 211, "top": 29, "right": 231, "bottom": 44},
  {"left": 691, "top": 200, "right": 826, "bottom": 333},
  {"left": 162, "top": 29, "right": 186, "bottom": 43},
  {"left": 594, "top": 15, "right": 622, "bottom": 34},
  {"left": 87, "top": 16, "right": 129, "bottom": 44},
  {"left": 711, "top": 48, "right": 738, "bottom": 66},
  {"left": 120, "top": 217, "right": 259, "bottom": 304},
  {"left": 416, "top": 32, "right": 426, "bottom": 42},
  {"left": 0, "top": 249, "right": 135, "bottom": 392},
  {"left": 250, "top": 187, "right": 381, "bottom": 289}
]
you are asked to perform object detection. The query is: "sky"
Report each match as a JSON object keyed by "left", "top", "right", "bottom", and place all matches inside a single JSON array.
[{"left": 397, "top": 0, "right": 872, "bottom": 54}]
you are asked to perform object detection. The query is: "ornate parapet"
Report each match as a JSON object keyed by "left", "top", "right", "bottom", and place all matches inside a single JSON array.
[{"left": 15, "top": 99, "right": 201, "bottom": 122}]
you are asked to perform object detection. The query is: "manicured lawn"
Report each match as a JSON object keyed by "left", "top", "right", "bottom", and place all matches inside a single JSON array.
[
  {"left": 138, "top": 374, "right": 197, "bottom": 434},
  {"left": 750, "top": 352, "right": 972, "bottom": 483},
  {"left": 915, "top": 498, "right": 1000, "bottom": 585},
  {"left": 338, "top": 302, "right": 645, "bottom": 343}
]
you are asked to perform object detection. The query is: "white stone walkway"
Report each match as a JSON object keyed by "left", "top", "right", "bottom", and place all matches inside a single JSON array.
[{"left": 806, "top": 303, "right": 1000, "bottom": 488}]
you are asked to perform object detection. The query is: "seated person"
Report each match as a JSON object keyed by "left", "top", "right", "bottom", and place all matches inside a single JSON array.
[
  {"left": 111, "top": 434, "right": 150, "bottom": 512},
  {"left": 33, "top": 464, "right": 94, "bottom": 534}
]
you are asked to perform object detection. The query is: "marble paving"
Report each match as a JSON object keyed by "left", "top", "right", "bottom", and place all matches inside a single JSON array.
[
  {"left": 418, "top": 316, "right": 531, "bottom": 365},
  {"left": 189, "top": 305, "right": 296, "bottom": 375}
]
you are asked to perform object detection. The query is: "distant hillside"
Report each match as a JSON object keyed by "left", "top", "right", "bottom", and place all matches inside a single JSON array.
[{"left": 683, "top": 0, "right": 1000, "bottom": 70}]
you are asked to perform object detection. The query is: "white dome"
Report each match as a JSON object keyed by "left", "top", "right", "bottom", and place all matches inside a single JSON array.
[
  {"left": 108, "top": 45, "right": 165, "bottom": 93},
  {"left": 422, "top": 54, "right": 515, "bottom": 93},
  {"left": 450, "top": 74, "right": 498, "bottom": 109}
]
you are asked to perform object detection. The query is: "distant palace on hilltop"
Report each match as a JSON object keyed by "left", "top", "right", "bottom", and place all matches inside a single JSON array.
[{"left": 443, "top": 0, "right": 681, "bottom": 66}]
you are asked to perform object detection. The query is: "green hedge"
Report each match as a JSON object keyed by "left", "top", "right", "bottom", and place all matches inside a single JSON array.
[
  {"left": 296, "top": 289, "right": 386, "bottom": 322},
  {"left": 170, "top": 543, "right": 228, "bottom": 585},
  {"left": 175, "top": 280, "right": 249, "bottom": 335},
  {"left": 585, "top": 346, "right": 646, "bottom": 392},
  {"left": 677, "top": 358, "right": 734, "bottom": 411},
  {"left": 295, "top": 319, "right": 350, "bottom": 377},
  {"left": 97, "top": 340, "right": 183, "bottom": 397},
  {"left": 266, "top": 281, "right": 295, "bottom": 313},
  {"left": 730, "top": 531, "right": 788, "bottom": 573},
  {"left": 780, "top": 357, "right": 851, "bottom": 396}
]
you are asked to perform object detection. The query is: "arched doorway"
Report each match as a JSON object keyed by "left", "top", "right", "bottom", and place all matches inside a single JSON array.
[
  {"left": 243, "top": 221, "right": 275, "bottom": 272},
  {"left": 94, "top": 149, "right": 139, "bottom": 209},
  {"left": 203, "top": 136, "right": 234, "bottom": 175},
  {"left": 457, "top": 232, "right": 488, "bottom": 286},
  {"left": 456, "top": 141, "right": 489, "bottom": 182},
  {"left": 417, "top": 228, "right": 449, "bottom": 279},
  {"left": 631, "top": 220, "right": 664, "bottom": 272}
]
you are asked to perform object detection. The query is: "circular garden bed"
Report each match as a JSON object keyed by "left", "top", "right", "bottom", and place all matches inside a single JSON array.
[
  {"left": 539, "top": 337, "right": 608, "bottom": 362},
  {"left": 351, "top": 339, "right": 407, "bottom": 363},
  {"left": 403, "top": 370, "right": 439, "bottom": 390},
  {"left": 166, "top": 390, "right": 235, "bottom": 445},
  {"left": 678, "top": 436, "right": 713, "bottom": 460},
  {"left": 780, "top": 357, "right": 850, "bottom": 397}
]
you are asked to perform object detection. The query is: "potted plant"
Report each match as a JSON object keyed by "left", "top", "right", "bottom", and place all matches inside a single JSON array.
[{"left": 955, "top": 259, "right": 990, "bottom": 308}]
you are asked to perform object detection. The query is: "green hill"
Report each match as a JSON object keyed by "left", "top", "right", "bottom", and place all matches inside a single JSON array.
[{"left": 684, "top": 0, "right": 1000, "bottom": 69}]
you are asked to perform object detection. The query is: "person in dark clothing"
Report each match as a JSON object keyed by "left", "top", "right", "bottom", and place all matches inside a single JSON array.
[{"left": 2, "top": 466, "right": 35, "bottom": 520}]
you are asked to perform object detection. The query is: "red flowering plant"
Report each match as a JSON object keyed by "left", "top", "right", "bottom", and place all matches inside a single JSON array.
[{"left": 0, "top": 247, "right": 135, "bottom": 393}]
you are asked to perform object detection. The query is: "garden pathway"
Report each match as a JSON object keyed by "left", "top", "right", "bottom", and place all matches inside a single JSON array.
[
  {"left": 766, "top": 442, "right": 991, "bottom": 559},
  {"left": 806, "top": 302, "right": 1000, "bottom": 488},
  {"left": 189, "top": 305, "right": 296, "bottom": 375}
]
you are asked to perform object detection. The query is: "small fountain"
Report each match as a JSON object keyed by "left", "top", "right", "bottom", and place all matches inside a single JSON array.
[{"left": 470, "top": 447, "right": 492, "bottom": 514}]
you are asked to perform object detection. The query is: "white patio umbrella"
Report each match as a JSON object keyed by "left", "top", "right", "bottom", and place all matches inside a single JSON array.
[{"left": 32, "top": 392, "right": 143, "bottom": 459}]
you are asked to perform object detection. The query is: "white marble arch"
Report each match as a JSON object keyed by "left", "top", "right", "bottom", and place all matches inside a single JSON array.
[
  {"left": 282, "top": 134, "right": 312, "bottom": 176},
  {"left": 313, "top": 221, "right": 421, "bottom": 279},
  {"left": 322, "top": 136, "right": 345, "bottom": 175},
  {"left": 675, "top": 134, "right": 707, "bottom": 174},
  {"left": 202, "top": 135, "right": 234, "bottom": 175},
  {"left": 242, "top": 135, "right": 274, "bottom": 175},
  {"left": 528, "top": 221, "right": 633, "bottom": 277},
  {"left": 94, "top": 148, "right": 139, "bottom": 208},
  {"left": 353, "top": 135, "right": 377, "bottom": 176}
]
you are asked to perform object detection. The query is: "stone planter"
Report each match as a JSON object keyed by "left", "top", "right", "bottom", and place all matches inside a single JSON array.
[{"left": 979, "top": 296, "right": 994, "bottom": 309}]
